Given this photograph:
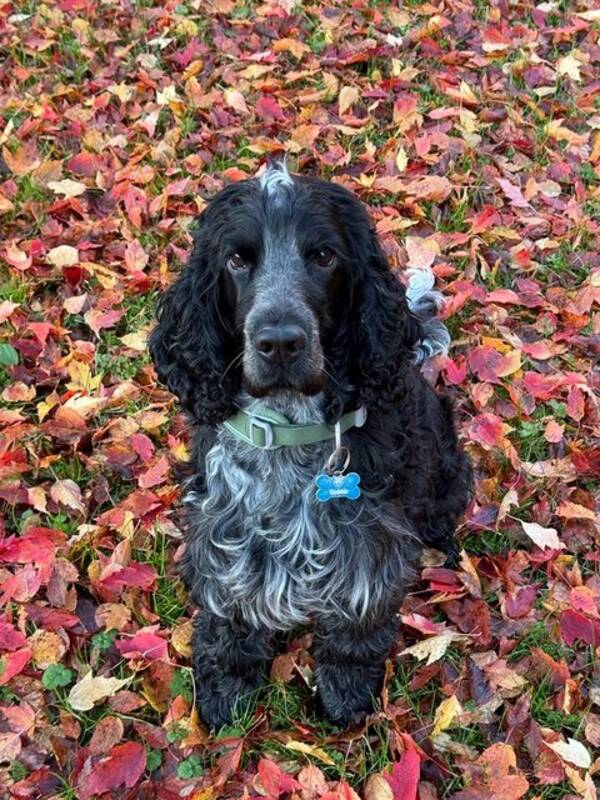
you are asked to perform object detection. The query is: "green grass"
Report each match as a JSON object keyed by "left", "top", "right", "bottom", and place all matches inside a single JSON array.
[
  {"left": 530, "top": 676, "right": 585, "bottom": 737},
  {"left": 462, "top": 528, "right": 510, "bottom": 556},
  {"left": 142, "top": 527, "right": 188, "bottom": 626}
]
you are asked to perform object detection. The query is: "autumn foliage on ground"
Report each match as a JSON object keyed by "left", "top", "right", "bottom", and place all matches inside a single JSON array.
[{"left": 0, "top": 0, "right": 599, "bottom": 797}]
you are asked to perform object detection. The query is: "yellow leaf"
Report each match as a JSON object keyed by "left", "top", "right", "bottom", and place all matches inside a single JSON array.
[
  {"left": 68, "top": 672, "right": 129, "bottom": 711},
  {"left": 272, "top": 37, "right": 310, "bottom": 59},
  {"left": 95, "top": 603, "right": 132, "bottom": 631},
  {"left": 30, "top": 630, "right": 66, "bottom": 669},
  {"left": 28, "top": 485, "right": 47, "bottom": 513},
  {"left": 171, "top": 620, "right": 193, "bottom": 658},
  {"left": 364, "top": 774, "right": 394, "bottom": 800},
  {"left": 395, "top": 145, "right": 408, "bottom": 173},
  {"left": 157, "top": 85, "right": 178, "bottom": 106},
  {"left": 338, "top": 85, "right": 359, "bottom": 116},
  {"left": 223, "top": 88, "right": 249, "bottom": 115},
  {"left": 285, "top": 740, "right": 336, "bottom": 766},
  {"left": 120, "top": 329, "right": 149, "bottom": 352},
  {"left": 458, "top": 79, "right": 478, "bottom": 104},
  {"left": 557, "top": 53, "right": 582, "bottom": 82},
  {"left": 400, "top": 632, "right": 469, "bottom": 665},
  {"left": 496, "top": 348, "right": 521, "bottom": 377},
  {"left": 37, "top": 393, "right": 60, "bottom": 422},
  {"left": 431, "top": 695, "right": 462, "bottom": 738},
  {"left": 109, "top": 82, "right": 133, "bottom": 103},
  {"left": 47, "top": 245, "right": 79, "bottom": 267},
  {"left": 47, "top": 179, "right": 87, "bottom": 198},
  {"left": 589, "top": 132, "right": 600, "bottom": 164},
  {"left": 67, "top": 360, "right": 102, "bottom": 392},
  {"left": 175, "top": 18, "right": 198, "bottom": 37}
]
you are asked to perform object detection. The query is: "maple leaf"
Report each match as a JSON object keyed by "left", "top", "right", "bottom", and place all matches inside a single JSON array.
[
  {"left": 77, "top": 741, "right": 146, "bottom": 799},
  {"left": 385, "top": 736, "right": 421, "bottom": 800},
  {"left": 255, "top": 758, "right": 302, "bottom": 797},
  {"left": 0, "top": 647, "right": 33, "bottom": 686},
  {"left": 116, "top": 630, "right": 169, "bottom": 662}
]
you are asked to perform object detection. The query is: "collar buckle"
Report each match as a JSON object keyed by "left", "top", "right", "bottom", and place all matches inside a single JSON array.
[
  {"left": 248, "top": 415, "right": 276, "bottom": 449},
  {"left": 353, "top": 406, "right": 368, "bottom": 428}
]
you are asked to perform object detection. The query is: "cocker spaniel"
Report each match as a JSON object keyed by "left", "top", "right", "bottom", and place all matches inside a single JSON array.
[{"left": 150, "top": 161, "right": 472, "bottom": 729}]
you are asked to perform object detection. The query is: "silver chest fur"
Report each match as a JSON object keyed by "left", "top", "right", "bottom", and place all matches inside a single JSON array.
[{"left": 185, "top": 394, "right": 418, "bottom": 631}]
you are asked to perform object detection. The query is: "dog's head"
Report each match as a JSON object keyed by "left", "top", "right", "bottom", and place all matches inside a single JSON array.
[{"left": 150, "top": 162, "right": 425, "bottom": 424}]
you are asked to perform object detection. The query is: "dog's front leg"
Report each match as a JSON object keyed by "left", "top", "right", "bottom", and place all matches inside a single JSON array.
[
  {"left": 191, "top": 611, "right": 273, "bottom": 730},
  {"left": 314, "top": 614, "right": 398, "bottom": 727}
]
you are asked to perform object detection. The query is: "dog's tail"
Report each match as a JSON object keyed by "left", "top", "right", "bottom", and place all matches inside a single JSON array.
[{"left": 405, "top": 269, "right": 451, "bottom": 364}]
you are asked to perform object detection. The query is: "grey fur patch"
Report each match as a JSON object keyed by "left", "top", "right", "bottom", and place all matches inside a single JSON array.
[
  {"left": 185, "top": 393, "right": 419, "bottom": 631},
  {"left": 259, "top": 160, "right": 293, "bottom": 203},
  {"left": 405, "top": 269, "right": 451, "bottom": 364}
]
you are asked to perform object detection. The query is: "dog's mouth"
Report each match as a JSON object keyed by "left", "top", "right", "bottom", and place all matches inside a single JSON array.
[
  {"left": 242, "top": 347, "right": 326, "bottom": 397},
  {"left": 243, "top": 368, "right": 326, "bottom": 398}
]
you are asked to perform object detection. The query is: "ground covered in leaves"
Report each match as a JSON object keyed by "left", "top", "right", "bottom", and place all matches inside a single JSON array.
[{"left": 0, "top": 0, "right": 599, "bottom": 798}]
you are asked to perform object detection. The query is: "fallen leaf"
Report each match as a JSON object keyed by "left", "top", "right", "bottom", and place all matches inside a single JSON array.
[
  {"left": 285, "top": 740, "right": 336, "bottom": 765},
  {"left": 557, "top": 53, "right": 583, "bottom": 82},
  {"left": 547, "top": 738, "right": 591, "bottom": 769},
  {"left": 47, "top": 178, "right": 87, "bottom": 197},
  {"left": 431, "top": 694, "right": 463, "bottom": 738},
  {"left": 47, "top": 245, "right": 79, "bottom": 267},
  {"left": 400, "top": 632, "right": 469, "bottom": 665},
  {"left": 68, "top": 672, "right": 129, "bottom": 711},
  {"left": 520, "top": 521, "right": 564, "bottom": 551},
  {"left": 77, "top": 741, "right": 146, "bottom": 799}
]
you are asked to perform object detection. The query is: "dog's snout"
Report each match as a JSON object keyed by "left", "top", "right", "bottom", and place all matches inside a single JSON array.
[{"left": 255, "top": 324, "right": 307, "bottom": 364}]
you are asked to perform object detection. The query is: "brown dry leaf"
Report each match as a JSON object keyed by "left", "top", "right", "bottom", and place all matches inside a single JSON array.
[
  {"left": 95, "top": 603, "right": 132, "bottom": 631},
  {"left": 30, "top": 630, "right": 66, "bottom": 669},
  {"left": 50, "top": 479, "right": 85, "bottom": 514},
  {"left": 171, "top": 619, "right": 193, "bottom": 658},
  {"left": 405, "top": 236, "right": 440, "bottom": 270},
  {"left": 338, "top": 85, "right": 359, "bottom": 116},
  {"left": 363, "top": 773, "right": 393, "bottom": 800},
  {"left": 88, "top": 716, "right": 124, "bottom": 756},
  {"left": 405, "top": 175, "right": 453, "bottom": 202}
]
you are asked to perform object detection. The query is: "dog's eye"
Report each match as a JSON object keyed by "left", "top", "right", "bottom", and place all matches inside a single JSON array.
[
  {"left": 227, "top": 253, "right": 248, "bottom": 270},
  {"left": 315, "top": 248, "right": 335, "bottom": 267}
]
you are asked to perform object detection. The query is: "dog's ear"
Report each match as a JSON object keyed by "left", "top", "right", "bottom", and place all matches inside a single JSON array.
[
  {"left": 350, "top": 226, "right": 422, "bottom": 410},
  {"left": 149, "top": 205, "right": 240, "bottom": 425}
]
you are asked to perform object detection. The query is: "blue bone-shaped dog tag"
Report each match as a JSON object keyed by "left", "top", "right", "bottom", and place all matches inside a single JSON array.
[{"left": 315, "top": 472, "right": 361, "bottom": 502}]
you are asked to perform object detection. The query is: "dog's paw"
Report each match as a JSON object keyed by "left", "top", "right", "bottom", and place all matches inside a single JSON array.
[
  {"left": 315, "top": 662, "right": 381, "bottom": 728},
  {"left": 195, "top": 672, "right": 264, "bottom": 731}
]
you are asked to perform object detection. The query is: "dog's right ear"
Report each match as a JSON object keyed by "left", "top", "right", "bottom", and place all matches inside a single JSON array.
[{"left": 149, "top": 211, "right": 240, "bottom": 425}]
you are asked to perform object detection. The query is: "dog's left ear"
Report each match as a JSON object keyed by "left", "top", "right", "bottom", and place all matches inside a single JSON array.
[{"left": 350, "top": 227, "right": 422, "bottom": 409}]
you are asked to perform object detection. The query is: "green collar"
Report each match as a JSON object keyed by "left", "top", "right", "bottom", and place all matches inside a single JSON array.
[{"left": 221, "top": 405, "right": 367, "bottom": 450}]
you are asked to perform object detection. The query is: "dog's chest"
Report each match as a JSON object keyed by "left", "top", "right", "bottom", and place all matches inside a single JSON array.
[{"left": 194, "top": 396, "right": 356, "bottom": 628}]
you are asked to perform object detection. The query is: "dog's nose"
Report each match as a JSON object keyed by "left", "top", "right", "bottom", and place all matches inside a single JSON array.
[{"left": 255, "top": 325, "right": 307, "bottom": 364}]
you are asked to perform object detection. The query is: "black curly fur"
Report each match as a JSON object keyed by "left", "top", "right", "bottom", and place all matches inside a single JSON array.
[{"left": 150, "top": 170, "right": 472, "bottom": 730}]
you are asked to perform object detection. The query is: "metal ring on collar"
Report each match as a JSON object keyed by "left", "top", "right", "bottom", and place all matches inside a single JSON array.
[{"left": 326, "top": 446, "right": 351, "bottom": 475}]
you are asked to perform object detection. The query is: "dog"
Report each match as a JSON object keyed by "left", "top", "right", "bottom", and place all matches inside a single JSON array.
[{"left": 150, "top": 161, "right": 472, "bottom": 729}]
